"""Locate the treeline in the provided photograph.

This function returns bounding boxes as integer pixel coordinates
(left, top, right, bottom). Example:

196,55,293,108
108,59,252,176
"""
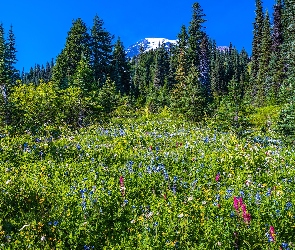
0,0,295,135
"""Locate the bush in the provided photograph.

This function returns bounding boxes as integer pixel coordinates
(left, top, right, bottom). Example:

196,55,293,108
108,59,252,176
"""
277,101,295,143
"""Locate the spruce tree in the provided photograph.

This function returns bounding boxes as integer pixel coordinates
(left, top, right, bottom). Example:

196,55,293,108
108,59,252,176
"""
91,14,113,85
52,18,91,88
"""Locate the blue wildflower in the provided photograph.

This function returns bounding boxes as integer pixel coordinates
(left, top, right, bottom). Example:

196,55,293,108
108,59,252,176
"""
281,242,290,250
286,202,292,210
255,192,261,202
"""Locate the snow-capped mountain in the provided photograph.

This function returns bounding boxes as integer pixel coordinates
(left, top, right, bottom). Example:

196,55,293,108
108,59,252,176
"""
217,46,229,52
126,38,177,58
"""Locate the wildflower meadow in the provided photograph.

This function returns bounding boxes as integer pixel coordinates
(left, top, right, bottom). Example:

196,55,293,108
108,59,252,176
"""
0,113,294,249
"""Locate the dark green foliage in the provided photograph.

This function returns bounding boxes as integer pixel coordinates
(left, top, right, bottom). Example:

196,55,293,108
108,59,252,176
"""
152,43,169,88
73,54,95,93
171,65,207,121
250,0,264,99
22,60,54,85
257,10,272,104
131,50,155,103
91,14,113,85
52,18,91,88
281,0,295,98
187,2,206,67
199,34,211,97
96,77,121,117
268,0,284,102
5,26,19,86
277,101,295,142
0,24,7,126
111,37,131,94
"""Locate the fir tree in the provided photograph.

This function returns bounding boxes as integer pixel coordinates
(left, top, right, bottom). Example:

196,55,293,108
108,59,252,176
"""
187,2,206,68
5,26,18,86
73,54,95,93
91,14,113,85
153,43,169,88
52,18,91,88
282,0,295,90
250,0,264,99
171,64,206,121
257,10,272,104
199,34,211,97
111,37,131,94
0,24,6,125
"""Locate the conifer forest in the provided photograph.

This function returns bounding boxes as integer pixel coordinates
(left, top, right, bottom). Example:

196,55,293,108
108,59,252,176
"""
1,0,295,249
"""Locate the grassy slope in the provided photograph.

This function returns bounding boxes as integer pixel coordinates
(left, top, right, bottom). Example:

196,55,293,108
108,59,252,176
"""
0,110,294,249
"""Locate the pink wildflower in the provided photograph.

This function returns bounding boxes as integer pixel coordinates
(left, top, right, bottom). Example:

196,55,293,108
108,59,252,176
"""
215,173,220,182
243,212,251,223
233,197,240,211
119,176,124,187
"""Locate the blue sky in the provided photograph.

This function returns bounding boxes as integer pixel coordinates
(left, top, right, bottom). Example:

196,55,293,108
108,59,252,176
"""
0,0,274,71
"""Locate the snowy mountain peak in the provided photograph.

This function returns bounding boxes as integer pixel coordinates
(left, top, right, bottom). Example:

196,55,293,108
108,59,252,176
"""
126,38,177,58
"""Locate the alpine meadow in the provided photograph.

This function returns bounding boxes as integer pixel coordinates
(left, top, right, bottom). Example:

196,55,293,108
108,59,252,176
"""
1,0,295,249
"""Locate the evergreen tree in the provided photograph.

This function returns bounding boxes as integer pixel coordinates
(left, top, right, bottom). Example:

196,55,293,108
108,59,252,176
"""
187,2,206,68
175,25,189,83
52,18,91,88
153,43,169,88
171,65,206,121
73,54,95,93
199,34,211,97
5,26,18,86
257,10,272,104
0,24,6,125
250,0,264,99
268,0,284,101
177,25,189,52
282,0,295,91
91,14,113,85
111,37,131,94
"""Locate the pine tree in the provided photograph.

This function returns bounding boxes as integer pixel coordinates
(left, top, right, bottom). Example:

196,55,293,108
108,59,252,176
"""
111,37,131,94
91,14,113,85
52,18,91,88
